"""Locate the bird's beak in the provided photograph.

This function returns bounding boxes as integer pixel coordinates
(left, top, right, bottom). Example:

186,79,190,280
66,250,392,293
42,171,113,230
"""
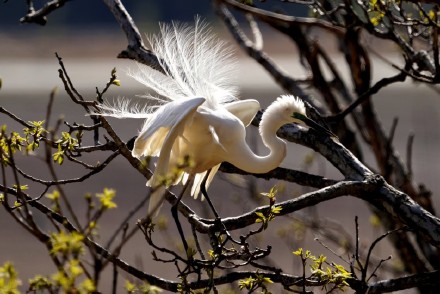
292,113,336,138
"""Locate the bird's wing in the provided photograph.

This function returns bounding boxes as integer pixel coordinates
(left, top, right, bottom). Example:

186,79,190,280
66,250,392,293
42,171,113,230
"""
134,97,205,186
224,99,260,126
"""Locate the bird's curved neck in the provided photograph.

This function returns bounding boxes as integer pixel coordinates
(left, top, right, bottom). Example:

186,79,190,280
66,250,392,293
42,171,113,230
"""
256,113,287,172
229,114,286,174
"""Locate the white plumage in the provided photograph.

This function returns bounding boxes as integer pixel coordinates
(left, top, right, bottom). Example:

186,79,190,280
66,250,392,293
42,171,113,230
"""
95,19,332,216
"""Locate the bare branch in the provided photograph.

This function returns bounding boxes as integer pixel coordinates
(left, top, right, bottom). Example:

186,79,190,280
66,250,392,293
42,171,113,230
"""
101,0,163,71
220,162,337,188
20,0,68,25
360,270,440,293
329,71,407,122
218,0,345,35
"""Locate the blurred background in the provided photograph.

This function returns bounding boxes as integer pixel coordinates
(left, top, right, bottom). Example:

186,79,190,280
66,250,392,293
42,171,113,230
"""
1,1,439,293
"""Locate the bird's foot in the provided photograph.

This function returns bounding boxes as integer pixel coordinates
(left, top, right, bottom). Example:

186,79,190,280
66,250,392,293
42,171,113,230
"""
212,217,241,246
213,217,224,232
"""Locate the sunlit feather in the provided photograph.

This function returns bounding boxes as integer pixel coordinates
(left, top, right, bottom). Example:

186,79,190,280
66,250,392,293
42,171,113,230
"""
129,17,238,108
94,19,332,217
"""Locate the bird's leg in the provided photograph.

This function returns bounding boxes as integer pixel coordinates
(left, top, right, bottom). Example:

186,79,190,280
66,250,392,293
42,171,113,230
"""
201,170,242,247
200,170,228,235
200,169,225,253
171,177,192,257
200,169,221,219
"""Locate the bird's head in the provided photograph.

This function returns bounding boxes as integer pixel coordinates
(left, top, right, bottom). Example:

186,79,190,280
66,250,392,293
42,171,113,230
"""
266,95,335,137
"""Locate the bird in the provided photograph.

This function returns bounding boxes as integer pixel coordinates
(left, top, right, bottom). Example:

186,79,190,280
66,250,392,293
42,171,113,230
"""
94,18,334,217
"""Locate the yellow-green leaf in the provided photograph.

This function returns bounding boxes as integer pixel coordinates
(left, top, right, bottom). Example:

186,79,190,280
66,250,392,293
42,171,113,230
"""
125,280,137,293
292,248,303,256
46,190,60,201
96,188,117,209
112,79,121,86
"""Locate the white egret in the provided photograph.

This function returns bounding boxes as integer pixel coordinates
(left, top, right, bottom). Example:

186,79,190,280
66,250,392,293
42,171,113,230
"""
95,19,334,217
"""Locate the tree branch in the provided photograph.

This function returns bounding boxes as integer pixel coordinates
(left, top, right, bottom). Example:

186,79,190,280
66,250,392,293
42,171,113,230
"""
218,0,345,35
101,0,163,72
20,0,68,25
356,269,440,293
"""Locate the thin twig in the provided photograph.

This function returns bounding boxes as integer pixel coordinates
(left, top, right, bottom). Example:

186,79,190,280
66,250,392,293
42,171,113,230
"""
218,0,345,35
329,72,407,122
406,133,415,178
363,226,410,282
44,87,57,130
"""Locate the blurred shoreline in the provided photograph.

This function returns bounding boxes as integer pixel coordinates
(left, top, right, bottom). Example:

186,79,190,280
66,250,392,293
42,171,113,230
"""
0,54,414,96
